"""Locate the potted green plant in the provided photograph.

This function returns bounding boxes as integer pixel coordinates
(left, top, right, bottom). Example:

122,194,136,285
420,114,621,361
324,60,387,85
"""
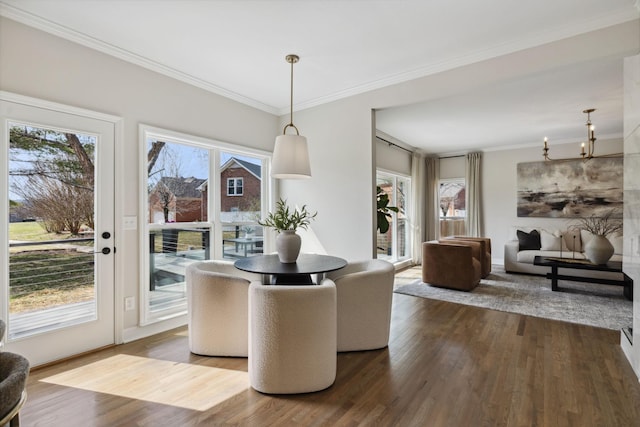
574,209,622,264
376,186,399,234
258,199,317,263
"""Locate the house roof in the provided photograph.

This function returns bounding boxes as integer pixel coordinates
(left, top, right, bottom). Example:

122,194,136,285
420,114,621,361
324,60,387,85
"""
220,157,261,180
158,177,207,198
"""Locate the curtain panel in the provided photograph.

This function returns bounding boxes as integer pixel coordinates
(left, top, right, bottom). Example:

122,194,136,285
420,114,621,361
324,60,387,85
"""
465,152,482,237
411,153,426,264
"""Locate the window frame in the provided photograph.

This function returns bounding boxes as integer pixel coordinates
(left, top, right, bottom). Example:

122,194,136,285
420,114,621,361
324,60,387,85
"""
438,177,466,238
227,177,244,196
139,124,272,326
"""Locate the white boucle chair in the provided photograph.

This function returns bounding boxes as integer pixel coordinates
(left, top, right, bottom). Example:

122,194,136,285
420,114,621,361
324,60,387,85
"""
186,260,261,357
249,279,337,394
327,259,395,352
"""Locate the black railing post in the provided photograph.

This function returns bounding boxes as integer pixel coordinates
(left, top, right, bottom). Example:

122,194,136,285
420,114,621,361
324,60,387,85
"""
150,232,156,291
202,229,210,260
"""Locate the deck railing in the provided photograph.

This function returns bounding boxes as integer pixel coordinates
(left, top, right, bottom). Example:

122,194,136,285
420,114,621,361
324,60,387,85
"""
8,238,96,339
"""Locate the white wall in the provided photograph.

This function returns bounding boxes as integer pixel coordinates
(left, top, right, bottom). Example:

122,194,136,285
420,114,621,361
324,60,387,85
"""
0,17,278,338
278,100,376,259
482,138,624,264
622,54,640,379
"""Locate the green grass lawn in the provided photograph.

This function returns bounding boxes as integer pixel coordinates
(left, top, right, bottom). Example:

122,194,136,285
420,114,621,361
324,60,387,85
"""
9,221,84,242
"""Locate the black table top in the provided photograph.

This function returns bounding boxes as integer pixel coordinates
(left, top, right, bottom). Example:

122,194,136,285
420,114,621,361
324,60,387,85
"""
234,254,347,275
533,255,622,272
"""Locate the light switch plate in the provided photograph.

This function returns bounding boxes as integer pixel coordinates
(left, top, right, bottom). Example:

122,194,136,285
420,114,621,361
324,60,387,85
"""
123,216,137,230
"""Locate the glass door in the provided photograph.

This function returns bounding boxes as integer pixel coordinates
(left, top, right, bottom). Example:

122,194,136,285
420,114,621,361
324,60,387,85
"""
1,98,115,366
376,171,411,263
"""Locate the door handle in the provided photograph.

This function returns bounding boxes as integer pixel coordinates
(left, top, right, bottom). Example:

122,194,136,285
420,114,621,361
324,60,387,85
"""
95,247,111,255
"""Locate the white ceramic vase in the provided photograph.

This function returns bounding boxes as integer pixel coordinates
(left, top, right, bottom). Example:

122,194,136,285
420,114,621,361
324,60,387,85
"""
276,230,301,263
584,234,614,265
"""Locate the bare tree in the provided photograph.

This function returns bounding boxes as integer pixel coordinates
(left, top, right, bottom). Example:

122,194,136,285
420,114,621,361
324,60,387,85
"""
148,144,186,222
15,167,93,235
10,125,165,233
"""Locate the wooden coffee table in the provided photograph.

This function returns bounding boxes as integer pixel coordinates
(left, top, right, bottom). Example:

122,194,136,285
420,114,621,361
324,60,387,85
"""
533,256,633,300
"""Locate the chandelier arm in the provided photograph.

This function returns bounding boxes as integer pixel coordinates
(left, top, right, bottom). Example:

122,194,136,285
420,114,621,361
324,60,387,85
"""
542,108,619,162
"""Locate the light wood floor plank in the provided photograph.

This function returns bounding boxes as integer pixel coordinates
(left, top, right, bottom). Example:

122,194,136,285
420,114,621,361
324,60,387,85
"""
21,292,640,426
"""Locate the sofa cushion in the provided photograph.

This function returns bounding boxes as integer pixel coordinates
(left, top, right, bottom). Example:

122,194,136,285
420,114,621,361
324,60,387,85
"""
517,229,541,251
540,230,569,251
517,250,587,263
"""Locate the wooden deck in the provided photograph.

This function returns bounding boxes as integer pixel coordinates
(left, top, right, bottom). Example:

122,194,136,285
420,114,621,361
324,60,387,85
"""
9,301,96,339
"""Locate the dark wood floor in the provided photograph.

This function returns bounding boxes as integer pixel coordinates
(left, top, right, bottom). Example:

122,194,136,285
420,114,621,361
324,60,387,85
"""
22,292,640,426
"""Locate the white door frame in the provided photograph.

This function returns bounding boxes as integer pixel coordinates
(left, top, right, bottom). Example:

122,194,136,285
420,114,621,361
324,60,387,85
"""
0,91,125,361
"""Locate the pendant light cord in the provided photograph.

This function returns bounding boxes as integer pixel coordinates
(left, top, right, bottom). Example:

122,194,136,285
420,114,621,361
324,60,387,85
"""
283,54,300,135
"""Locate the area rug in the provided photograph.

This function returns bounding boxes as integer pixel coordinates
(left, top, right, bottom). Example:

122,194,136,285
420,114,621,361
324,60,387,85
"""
394,266,632,330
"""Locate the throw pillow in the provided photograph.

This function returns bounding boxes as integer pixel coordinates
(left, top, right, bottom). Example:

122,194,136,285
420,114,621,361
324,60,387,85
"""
517,229,541,251
540,229,570,251
562,229,582,252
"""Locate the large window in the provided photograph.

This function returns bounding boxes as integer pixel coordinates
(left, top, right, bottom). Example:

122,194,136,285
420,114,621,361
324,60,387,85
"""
141,126,269,324
376,171,411,264
439,178,466,237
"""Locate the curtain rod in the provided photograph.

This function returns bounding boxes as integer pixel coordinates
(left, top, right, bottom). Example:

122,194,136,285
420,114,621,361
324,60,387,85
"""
439,154,465,159
376,136,414,154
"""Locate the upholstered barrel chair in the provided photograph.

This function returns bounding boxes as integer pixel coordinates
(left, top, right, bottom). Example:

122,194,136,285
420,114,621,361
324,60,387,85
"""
186,260,261,357
249,279,337,394
422,240,482,291
0,320,30,427
327,259,395,352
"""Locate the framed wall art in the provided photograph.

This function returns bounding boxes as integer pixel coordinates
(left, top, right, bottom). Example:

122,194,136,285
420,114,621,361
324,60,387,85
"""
516,157,623,218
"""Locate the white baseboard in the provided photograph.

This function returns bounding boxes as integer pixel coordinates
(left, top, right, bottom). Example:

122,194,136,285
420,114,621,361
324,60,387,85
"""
122,314,187,343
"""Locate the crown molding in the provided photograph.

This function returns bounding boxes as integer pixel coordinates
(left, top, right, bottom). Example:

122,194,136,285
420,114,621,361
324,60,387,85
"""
286,9,640,114
2,2,637,117
0,3,280,115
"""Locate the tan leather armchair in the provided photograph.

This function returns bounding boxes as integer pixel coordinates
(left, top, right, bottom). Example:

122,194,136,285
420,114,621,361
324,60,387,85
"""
444,236,492,278
422,240,482,291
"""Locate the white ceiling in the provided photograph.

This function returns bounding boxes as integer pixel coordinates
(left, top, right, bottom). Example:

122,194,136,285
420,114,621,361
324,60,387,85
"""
1,0,638,154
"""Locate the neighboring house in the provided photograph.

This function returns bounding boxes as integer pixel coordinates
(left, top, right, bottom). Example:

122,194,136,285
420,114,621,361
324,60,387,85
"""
148,177,207,223
217,157,261,222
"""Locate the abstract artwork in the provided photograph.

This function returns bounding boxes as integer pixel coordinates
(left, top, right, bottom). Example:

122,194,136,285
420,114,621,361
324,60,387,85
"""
517,157,623,218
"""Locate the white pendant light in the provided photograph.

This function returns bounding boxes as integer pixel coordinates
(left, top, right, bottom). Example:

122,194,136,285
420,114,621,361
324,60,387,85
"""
271,54,311,179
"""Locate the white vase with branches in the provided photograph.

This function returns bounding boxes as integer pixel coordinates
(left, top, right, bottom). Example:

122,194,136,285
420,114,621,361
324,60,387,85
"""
574,209,622,265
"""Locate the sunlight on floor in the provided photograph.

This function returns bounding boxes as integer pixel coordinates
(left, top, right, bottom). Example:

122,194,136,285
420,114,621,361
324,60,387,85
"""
41,354,249,411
